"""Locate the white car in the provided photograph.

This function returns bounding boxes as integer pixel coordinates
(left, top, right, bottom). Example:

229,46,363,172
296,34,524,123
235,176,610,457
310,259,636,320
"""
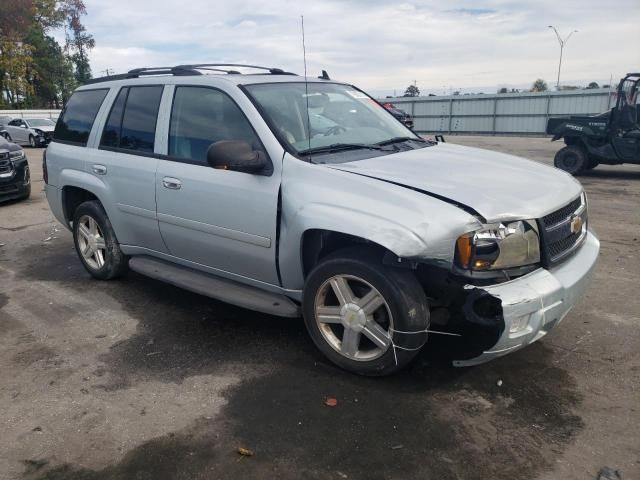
3,118,56,147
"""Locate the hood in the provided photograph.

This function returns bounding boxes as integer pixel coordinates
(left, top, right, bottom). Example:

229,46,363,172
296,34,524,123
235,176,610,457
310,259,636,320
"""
32,125,55,133
327,143,582,223
0,136,22,152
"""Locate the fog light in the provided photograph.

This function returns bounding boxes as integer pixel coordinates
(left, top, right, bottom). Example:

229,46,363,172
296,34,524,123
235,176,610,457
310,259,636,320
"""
509,314,530,333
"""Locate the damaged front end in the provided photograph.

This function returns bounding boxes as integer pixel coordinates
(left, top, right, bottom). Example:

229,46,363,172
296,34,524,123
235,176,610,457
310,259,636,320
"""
414,230,599,366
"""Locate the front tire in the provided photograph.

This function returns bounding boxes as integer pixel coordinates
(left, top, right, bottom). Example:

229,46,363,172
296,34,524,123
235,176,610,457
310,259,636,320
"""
29,135,36,148
72,201,128,280
303,248,429,376
554,145,587,175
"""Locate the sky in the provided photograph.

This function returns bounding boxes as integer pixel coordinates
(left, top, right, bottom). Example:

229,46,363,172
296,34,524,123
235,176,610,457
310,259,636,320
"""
66,0,639,97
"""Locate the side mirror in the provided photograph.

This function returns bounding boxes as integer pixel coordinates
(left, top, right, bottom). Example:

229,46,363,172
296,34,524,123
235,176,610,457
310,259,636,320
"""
206,140,267,174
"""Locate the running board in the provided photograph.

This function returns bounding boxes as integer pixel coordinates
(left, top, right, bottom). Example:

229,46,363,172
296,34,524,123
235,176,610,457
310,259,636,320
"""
129,256,301,317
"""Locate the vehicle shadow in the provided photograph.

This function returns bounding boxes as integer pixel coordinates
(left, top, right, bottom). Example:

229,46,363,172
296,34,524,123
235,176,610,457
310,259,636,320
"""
579,167,640,180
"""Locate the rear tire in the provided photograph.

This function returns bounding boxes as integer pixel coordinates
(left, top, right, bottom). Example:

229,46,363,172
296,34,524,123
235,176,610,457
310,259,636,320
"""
554,145,587,175
72,200,128,280
303,247,429,376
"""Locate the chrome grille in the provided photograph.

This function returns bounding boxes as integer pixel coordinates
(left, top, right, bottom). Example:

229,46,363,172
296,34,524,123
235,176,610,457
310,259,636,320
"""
542,196,582,228
540,195,587,265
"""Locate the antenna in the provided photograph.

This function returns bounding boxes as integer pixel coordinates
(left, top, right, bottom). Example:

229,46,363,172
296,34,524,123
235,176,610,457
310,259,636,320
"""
301,15,312,154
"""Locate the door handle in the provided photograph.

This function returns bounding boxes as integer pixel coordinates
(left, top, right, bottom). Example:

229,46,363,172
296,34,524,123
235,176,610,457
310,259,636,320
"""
162,177,182,190
92,164,107,175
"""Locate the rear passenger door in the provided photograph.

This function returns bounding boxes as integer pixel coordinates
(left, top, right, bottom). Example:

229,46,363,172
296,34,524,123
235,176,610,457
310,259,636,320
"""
155,85,281,286
91,85,168,253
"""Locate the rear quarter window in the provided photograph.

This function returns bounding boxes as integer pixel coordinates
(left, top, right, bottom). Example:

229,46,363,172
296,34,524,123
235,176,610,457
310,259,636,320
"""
54,89,109,146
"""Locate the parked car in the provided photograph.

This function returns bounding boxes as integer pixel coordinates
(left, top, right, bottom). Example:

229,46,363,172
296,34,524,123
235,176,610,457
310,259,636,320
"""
3,117,55,147
0,136,30,202
382,102,414,129
44,64,599,375
0,116,11,140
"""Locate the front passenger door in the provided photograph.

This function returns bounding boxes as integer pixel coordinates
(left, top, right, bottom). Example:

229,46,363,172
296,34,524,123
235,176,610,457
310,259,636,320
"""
155,86,281,286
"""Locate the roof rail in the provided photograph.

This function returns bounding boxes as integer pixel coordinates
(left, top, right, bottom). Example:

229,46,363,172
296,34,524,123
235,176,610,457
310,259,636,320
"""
83,63,296,85
174,64,296,75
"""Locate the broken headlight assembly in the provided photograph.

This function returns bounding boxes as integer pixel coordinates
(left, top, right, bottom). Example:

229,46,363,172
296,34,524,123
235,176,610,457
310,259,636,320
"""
455,220,540,274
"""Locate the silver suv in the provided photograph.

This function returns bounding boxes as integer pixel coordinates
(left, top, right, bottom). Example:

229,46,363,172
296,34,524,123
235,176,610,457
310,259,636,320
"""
44,64,599,375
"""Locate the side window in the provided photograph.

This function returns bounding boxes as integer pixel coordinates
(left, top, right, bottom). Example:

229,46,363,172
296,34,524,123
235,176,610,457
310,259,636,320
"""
53,89,109,145
168,86,261,164
100,86,163,153
100,87,128,149
9,119,21,126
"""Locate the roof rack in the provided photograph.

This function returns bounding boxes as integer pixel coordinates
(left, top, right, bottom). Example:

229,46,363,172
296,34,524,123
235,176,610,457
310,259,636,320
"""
84,63,296,85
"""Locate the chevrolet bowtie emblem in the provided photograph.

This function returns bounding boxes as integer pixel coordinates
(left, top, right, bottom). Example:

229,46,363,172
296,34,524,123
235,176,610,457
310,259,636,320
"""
570,215,583,234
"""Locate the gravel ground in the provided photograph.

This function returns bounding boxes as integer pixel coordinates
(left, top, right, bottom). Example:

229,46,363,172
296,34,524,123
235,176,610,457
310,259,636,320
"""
0,137,638,480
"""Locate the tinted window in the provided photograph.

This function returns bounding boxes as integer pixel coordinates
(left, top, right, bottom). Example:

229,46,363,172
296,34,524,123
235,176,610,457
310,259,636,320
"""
100,88,128,149
169,86,261,164
54,89,108,145
100,86,163,153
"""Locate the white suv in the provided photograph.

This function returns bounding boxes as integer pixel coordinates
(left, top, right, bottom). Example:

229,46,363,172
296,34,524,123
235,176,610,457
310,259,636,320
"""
44,64,599,375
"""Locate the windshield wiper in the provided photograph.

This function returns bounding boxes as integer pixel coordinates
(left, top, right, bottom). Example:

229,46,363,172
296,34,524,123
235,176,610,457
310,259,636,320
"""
298,143,385,156
375,136,428,146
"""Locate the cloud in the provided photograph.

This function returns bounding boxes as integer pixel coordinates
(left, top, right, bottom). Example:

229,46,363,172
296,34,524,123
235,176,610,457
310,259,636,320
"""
76,0,639,96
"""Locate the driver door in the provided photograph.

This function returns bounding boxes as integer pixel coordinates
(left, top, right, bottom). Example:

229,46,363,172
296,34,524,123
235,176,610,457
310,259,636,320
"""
155,85,281,285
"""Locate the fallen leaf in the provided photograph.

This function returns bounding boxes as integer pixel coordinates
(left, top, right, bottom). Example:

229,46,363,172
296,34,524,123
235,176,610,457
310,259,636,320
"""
237,447,254,457
325,397,338,407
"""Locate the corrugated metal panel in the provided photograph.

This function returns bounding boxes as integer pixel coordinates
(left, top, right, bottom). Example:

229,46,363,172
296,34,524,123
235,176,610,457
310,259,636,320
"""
495,116,547,133
414,117,448,132
496,97,547,115
413,100,450,116
450,116,493,132
0,109,60,121
452,99,494,116
383,89,612,134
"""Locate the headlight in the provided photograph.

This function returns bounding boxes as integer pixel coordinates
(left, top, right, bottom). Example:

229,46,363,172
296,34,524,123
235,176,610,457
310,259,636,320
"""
456,220,540,271
34,129,43,135
9,150,25,161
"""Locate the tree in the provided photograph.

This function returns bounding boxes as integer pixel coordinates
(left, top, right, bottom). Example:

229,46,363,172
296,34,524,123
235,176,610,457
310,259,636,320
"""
403,84,420,97
586,82,599,89
0,0,93,108
497,87,508,94
531,79,548,92
61,0,95,83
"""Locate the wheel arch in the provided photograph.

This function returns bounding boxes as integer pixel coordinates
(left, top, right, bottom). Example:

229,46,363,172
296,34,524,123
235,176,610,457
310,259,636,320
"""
278,203,432,291
59,170,117,229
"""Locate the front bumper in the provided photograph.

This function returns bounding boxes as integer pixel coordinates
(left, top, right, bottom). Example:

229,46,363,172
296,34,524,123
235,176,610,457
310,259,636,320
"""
454,230,600,366
0,160,30,202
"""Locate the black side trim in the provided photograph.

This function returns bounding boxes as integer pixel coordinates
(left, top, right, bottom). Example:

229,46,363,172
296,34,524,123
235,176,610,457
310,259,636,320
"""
275,184,283,286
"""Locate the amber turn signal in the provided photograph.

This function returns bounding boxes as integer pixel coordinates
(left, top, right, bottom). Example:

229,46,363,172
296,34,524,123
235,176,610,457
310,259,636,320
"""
456,235,472,268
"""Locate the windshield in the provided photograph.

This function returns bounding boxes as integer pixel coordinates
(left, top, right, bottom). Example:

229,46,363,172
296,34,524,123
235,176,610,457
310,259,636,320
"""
27,119,55,127
244,82,421,157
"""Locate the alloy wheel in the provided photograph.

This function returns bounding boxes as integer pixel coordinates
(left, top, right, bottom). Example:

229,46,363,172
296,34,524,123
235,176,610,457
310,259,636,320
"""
314,274,393,361
76,215,107,270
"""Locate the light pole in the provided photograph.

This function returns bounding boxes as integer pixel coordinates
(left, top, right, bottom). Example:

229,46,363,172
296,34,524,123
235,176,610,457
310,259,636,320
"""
548,26,578,90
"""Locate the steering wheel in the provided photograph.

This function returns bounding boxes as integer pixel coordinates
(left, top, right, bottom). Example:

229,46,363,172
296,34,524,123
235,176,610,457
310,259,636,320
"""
324,125,347,136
